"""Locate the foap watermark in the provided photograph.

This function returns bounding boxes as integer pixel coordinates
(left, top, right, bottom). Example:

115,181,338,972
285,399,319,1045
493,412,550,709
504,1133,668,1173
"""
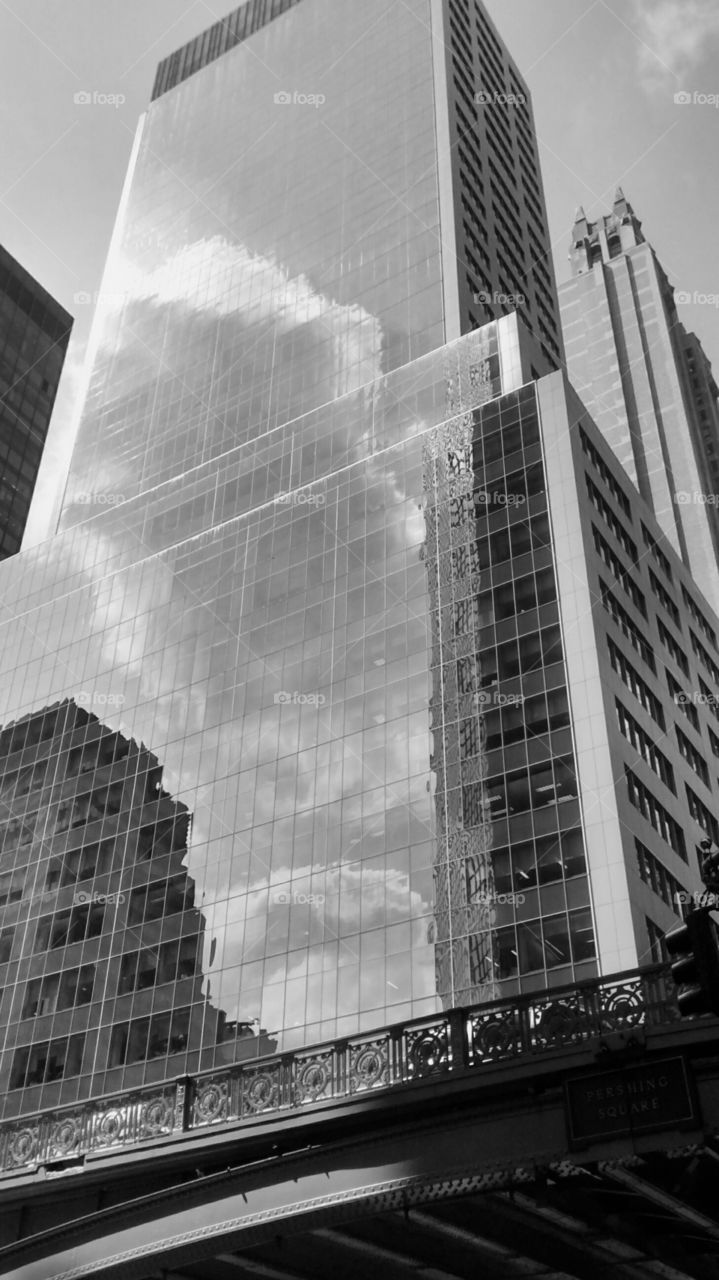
474,289,526,308
75,492,126,506
273,490,325,507
475,690,525,708
73,290,128,307
675,889,719,909
674,690,719,708
73,890,125,906
274,90,326,108
674,90,719,109
475,891,526,906
674,491,719,507
74,90,126,109
273,690,326,706
273,891,326,906
475,90,526,106
474,489,525,509
675,290,719,308
76,690,126,709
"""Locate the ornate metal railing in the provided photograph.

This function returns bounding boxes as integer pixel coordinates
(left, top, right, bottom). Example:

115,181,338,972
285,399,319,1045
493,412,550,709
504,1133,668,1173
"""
0,965,681,1174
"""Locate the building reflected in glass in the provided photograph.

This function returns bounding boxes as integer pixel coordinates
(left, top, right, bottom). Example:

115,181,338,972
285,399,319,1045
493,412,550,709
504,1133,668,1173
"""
1,0,716,1125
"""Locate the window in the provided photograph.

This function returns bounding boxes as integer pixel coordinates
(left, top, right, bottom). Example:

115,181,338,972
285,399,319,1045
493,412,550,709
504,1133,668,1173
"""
586,476,637,560
493,908,595,978
609,640,665,729
108,1006,193,1068
625,768,686,860
681,586,716,648
34,902,105,952
9,1033,84,1090
667,670,700,731
616,700,675,791
128,874,194,926
699,677,719,724
676,728,710,786
657,619,690,676
118,936,199,994
0,866,26,906
636,840,688,918
472,754,578,824
600,580,655,670
690,631,719,686
649,570,681,629
686,785,719,844
580,427,633,517
646,917,667,963
593,528,645,615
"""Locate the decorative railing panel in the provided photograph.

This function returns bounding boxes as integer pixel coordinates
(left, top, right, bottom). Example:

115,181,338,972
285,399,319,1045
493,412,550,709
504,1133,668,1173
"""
0,965,686,1174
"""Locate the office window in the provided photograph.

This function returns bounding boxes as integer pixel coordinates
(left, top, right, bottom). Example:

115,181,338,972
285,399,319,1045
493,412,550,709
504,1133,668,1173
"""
593,528,645,615
599,580,655,671
625,768,686,860
686,785,719,844
657,619,689,677
608,640,665,729
676,728,710,787
636,839,687,918
667,670,700,731
649,569,681,630
616,700,675,792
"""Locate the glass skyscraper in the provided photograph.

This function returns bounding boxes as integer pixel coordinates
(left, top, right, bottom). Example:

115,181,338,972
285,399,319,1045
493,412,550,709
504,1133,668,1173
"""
3,0,715,1132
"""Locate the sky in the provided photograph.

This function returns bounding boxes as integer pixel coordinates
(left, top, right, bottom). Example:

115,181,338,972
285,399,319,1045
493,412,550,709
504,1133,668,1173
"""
1,0,718,544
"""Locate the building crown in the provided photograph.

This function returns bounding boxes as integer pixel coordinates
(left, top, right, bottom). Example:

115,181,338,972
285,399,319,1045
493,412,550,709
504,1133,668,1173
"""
569,188,645,275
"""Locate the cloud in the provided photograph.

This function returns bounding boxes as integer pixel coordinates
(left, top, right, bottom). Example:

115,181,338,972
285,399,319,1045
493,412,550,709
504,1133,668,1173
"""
630,0,719,85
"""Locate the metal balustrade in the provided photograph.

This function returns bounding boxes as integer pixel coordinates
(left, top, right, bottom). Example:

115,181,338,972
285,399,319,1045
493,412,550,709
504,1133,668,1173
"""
0,964,680,1174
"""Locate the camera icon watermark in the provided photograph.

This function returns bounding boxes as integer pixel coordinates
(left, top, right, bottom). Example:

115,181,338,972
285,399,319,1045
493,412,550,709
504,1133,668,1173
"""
273,690,326,706
73,90,126,109
76,690,126,709
73,890,125,906
674,690,719,707
475,90,526,106
474,289,526,308
674,491,719,507
675,290,719,308
273,890,326,906
273,90,326,108
475,690,525,709
675,889,719,908
674,90,719,108
75,492,126,506
72,290,128,307
475,891,526,906
474,489,525,509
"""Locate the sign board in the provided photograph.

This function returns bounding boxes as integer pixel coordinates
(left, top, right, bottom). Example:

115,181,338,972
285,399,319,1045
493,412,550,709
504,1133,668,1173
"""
564,1056,698,1148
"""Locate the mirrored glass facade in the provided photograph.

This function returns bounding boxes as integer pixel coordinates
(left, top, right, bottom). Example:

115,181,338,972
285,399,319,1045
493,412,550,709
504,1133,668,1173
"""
60,0,447,520
0,0,591,1122
0,319,601,1119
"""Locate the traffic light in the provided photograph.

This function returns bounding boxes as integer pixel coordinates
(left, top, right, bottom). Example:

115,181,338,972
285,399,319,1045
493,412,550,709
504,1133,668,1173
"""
664,911,719,1016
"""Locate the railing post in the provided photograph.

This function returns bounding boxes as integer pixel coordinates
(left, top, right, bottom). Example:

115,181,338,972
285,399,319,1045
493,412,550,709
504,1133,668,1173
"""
448,1007,469,1071
173,1075,192,1132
